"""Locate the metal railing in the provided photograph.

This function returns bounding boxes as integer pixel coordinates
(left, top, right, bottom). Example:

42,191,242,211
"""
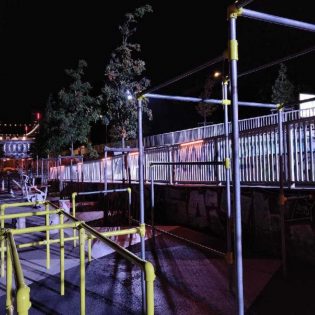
46,107,315,187
0,201,156,315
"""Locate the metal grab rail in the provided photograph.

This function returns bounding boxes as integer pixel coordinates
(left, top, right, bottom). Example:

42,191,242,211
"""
5,231,31,315
71,188,132,246
0,201,156,315
56,204,155,315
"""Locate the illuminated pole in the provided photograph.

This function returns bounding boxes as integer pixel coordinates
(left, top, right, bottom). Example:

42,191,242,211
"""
228,6,244,315
137,97,146,313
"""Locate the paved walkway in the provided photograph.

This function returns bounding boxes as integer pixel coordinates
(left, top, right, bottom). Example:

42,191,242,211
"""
0,201,283,315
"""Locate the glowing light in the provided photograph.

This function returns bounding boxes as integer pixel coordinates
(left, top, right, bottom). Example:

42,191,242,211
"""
126,90,133,101
180,140,203,147
213,71,221,78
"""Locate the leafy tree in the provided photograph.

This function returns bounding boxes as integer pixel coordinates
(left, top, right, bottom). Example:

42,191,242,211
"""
33,60,100,158
31,94,62,157
271,63,295,105
195,75,217,126
102,5,153,146
57,59,100,156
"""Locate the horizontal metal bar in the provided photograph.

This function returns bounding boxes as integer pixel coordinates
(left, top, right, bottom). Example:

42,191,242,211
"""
1,201,46,210
56,208,148,269
11,222,80,235
238,101,277,109
0,210,59,220
77,188,130,196
150,162,224,166
145,93,222,104
145,93,277,108
104,146,138,153
242,9,315,32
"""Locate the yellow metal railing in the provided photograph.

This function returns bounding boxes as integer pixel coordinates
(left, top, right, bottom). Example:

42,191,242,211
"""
0,200,156,315
5,230,31,315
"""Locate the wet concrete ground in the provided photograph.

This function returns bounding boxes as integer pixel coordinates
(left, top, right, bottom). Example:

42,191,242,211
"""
0,197,314,314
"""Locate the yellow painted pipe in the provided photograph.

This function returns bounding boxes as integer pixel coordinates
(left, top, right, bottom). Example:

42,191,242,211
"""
11,222,80,235
0,210,58,220
72,193,77,247
60,213,65,296
145,261,156,315
79,227,86,315
45,204,50,269
7,232,31,314
16,285,31,315
6,238,13,315
1,205,5,277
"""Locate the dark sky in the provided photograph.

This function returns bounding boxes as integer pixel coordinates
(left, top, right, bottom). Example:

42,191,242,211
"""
1,0,315,136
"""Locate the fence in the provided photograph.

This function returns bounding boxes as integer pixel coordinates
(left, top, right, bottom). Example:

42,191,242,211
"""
47,107,315,187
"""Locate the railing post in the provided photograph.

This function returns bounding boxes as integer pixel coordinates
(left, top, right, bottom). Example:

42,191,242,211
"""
168,147,173,185
278,109,287,277
79,227,86,315
16,285,31,315
59,212,65,295
6,238,13,315
72,192,77,247
144,262,156,315
45,203,50,269
1,205,5,277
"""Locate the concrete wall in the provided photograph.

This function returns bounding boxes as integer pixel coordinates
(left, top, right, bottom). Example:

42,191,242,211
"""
61,181,315,264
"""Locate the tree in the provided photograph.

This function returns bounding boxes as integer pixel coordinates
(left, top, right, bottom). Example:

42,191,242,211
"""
31,94,62,157
32,60,100,158
57,59,100,156
195,75,217,126
271,63,295,105
102,5,153,146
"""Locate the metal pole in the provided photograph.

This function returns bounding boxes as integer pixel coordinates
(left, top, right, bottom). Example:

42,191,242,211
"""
150,167,155,235
278,110,287,277
80,227,86,315
138,98,146,314
223,80,233,292
145,93,277,109
45,203,51,269
6,238,13,314
60,213,65,296
242,9,315,32
229,10,245,315
104,150,108,191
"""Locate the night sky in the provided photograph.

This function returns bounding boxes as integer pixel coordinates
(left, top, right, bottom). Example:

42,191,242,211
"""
1,0,315,137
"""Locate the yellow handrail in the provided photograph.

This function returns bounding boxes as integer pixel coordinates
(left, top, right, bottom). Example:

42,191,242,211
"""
0,200,156,315
6,231,31,315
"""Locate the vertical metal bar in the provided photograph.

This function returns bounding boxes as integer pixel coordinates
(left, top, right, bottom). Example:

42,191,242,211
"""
168,147,173,184
310,123,314,181
299,123,303,182
72,193,77,248
6,238,13,314
60,213,65,295
45,203,50,269
229,15,244,315
80,227,86,315
278,110,287,277
304,122,309,182
150,167,155,230
223,80,233,292
137,98,146,314
88,236,92,263
104,150,108,191
1,206,5,278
